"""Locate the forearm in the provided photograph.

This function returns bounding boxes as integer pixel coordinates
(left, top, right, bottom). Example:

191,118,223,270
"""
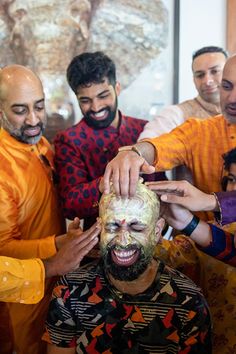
133,141,156,166
197,224,236,267
0,236,57,259
189,220,212,247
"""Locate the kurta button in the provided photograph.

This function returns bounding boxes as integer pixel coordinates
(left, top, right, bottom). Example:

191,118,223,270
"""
230,136,235,139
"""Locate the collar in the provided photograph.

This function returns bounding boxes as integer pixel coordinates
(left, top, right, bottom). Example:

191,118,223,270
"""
99,258,165,302
0,127,48,155
195,95,221,116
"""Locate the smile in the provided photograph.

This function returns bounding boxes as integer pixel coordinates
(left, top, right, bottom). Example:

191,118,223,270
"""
90,109,108,120
226,108,236,116
111,247,140,266
24,126,41,137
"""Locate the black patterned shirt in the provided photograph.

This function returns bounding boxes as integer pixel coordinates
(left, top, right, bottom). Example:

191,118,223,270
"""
44,260,212,353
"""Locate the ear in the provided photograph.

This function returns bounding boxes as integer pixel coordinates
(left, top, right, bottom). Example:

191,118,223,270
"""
154,218,165,244
114,81,121,96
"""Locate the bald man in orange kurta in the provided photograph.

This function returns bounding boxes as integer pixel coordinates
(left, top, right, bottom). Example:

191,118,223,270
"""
0,65,65,354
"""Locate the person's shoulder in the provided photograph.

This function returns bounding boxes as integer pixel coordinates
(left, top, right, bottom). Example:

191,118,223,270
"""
178,97,196,107
184,114,223,127
160,263,204,300
123,114,147,126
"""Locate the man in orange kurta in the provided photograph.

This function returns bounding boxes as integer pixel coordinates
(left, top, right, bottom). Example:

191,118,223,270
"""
103,54,236,221
0,65,66,354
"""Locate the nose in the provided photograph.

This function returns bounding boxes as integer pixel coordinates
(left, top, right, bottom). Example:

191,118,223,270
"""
117,230,131,247
204,72,214,86
25,110,40,126
227,181,236,191
90,99,102,112
227,183,236,191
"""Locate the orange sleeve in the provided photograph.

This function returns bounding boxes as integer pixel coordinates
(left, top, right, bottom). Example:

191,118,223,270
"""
0,256,45,304
0,183,57,259
143,118,199,171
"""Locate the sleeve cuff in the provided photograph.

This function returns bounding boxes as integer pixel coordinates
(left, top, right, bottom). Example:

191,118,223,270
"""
212,192,222,225
38,235,57,259
20,258,45,304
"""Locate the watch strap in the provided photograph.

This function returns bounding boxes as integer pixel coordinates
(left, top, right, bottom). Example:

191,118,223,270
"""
181,215,200,236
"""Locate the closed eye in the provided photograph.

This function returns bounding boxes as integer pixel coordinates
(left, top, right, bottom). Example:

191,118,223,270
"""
105,223,120,232
35,105,45,111
130,222,146,232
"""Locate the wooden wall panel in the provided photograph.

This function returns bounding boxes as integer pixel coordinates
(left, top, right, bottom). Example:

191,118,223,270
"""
227,0,236,54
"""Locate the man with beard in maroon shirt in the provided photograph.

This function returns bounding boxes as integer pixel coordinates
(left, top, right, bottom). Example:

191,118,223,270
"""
54,51,165,232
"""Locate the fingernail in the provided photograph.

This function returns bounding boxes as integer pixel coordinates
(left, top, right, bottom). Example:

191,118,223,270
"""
161,195,167,201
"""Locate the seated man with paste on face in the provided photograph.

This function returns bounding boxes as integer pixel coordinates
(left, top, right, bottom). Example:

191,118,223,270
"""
44,180,211,354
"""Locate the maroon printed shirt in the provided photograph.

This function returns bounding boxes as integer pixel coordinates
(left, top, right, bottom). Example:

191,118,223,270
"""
54,111,166,229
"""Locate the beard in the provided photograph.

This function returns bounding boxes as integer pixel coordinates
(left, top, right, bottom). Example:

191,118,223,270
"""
83,96,118,129
101,243,154,281
1,112,45,144
222,103,236,125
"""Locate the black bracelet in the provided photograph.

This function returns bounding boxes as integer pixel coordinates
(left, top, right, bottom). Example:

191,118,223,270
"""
181,215,200,236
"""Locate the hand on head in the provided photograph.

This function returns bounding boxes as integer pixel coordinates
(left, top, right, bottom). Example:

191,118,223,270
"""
103,149,155,197
146,180,218,212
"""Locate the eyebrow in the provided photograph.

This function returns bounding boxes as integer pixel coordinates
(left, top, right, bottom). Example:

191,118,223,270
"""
194,65,221,75
78,89,111,100
11,98,45,108
221,79,232,84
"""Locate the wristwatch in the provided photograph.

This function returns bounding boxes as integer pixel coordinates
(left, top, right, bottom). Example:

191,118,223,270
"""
118,145,143,158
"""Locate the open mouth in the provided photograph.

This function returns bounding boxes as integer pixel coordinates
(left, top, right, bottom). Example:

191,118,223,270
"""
90,109,109,121
225,105,236,116
111,247,140,266
24,126,41,137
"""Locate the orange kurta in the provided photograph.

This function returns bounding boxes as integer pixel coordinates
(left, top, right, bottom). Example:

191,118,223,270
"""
0,128,65,354
145,114,236,220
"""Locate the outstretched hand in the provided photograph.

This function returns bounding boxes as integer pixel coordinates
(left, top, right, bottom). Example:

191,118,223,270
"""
146,180,218,212
44,218,101,277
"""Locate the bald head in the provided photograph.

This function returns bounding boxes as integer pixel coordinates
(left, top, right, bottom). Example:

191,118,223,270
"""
0,65,43,103
0,65,46,144
220,54,236,124
222,54,236,74
99,180,160,226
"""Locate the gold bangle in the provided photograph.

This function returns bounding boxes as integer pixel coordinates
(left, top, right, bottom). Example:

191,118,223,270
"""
118,145,143,158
